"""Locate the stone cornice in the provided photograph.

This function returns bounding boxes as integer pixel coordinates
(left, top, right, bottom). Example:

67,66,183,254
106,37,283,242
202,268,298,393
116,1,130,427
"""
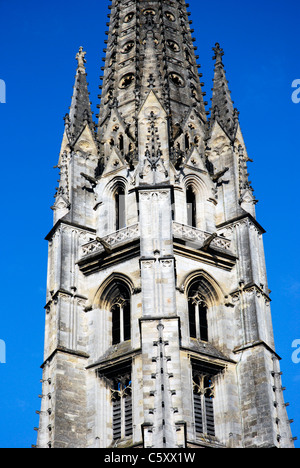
217,212,266,234
45,218,96,241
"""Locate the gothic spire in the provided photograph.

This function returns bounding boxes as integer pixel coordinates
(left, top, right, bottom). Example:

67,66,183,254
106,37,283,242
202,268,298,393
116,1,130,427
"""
210,43,239,140
97,0,207,160
65,47,94,143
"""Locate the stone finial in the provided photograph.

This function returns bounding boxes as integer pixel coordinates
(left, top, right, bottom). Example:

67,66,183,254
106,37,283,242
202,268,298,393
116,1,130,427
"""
212,43,224,64
76,46,87,73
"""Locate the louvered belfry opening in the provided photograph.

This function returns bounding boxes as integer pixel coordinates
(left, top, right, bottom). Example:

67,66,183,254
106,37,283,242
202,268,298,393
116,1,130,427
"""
97,360,133,443
193,374,215,437
191,361,223,439
112,374,133,441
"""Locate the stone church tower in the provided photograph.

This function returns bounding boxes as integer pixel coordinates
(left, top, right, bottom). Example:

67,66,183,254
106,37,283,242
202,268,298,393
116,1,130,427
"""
37,0,294,449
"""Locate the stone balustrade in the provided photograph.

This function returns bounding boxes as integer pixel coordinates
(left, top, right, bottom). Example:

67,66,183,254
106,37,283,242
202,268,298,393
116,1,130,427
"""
80,223,140,257
172,222,231,251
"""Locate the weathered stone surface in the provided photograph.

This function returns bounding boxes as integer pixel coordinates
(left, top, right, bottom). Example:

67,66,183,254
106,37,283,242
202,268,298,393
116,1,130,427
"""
37,0,294,449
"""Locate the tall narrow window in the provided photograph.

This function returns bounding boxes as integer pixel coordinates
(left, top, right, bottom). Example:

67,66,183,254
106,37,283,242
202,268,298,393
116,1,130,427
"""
123,300,131,342
185,133,190,150
115,186,126,231
112,305,121,345
111,374,133,441
186,185,197,227
111,286,131,345
188,283,208,342
118,134,124,153
193,371,215,437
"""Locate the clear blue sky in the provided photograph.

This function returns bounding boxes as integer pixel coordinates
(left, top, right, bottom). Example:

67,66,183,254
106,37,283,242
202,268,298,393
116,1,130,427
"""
0,0,299,448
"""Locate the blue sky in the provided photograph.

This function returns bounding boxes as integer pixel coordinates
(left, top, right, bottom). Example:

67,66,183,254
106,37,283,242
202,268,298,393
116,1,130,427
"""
0,0,299,448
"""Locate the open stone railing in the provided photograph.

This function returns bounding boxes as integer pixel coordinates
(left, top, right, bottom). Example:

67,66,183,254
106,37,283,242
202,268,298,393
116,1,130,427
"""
80,223,140,257
172,222,231,251
80,221,231,259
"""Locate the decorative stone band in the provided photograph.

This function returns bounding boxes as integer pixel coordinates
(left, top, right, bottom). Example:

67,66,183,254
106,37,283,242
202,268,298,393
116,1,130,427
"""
230,282,271,306
80,222,231,259
80,223,140,258
172,222,231,251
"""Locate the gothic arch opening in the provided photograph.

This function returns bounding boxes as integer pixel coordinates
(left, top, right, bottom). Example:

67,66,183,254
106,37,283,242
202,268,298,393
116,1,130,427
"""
115,185,126,231
110,283,131,345
182,271,223,345
187,281,208,341
95,273,134,310
183,175,208,230
95,274,134,346
92,274,135,444
186,184,197,228
182,270,223,308
105,177,127,232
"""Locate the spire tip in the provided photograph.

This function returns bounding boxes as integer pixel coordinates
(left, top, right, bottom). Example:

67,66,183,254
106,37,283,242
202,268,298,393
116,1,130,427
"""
212,43,224,63
76,46,87,73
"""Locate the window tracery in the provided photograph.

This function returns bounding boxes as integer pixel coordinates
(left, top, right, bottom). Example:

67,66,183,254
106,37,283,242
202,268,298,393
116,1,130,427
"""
111,374,133,440
111,284,131,345
192,371,215,437
187,281,209,342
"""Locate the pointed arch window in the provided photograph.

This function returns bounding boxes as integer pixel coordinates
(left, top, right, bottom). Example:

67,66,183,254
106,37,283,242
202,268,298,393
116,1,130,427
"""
186,185,197,228
115,185,126,231
111,284,131,345
188,282,208,342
